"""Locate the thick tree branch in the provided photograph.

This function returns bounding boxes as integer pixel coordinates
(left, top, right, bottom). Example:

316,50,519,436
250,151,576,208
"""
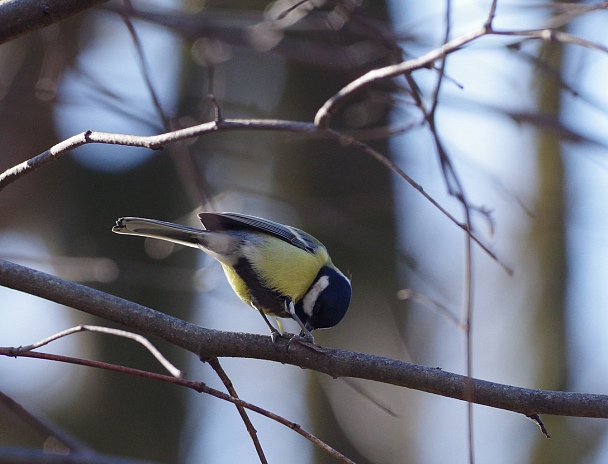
1,258,608,420
0,0,108,45
0,447,159,464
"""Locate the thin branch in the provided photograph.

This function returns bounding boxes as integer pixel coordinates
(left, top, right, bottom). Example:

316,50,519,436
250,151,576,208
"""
0,120,506,270
121,0,170,129
2,259,608,420
9,325,182,379
314,23,608,130
429,0,451,119
209,94,223,122
492,28,608,55
314,27,488,128
429,3,475,462
0,390,92,453
484,0,499,29
119,2,212,207
207,358,268,464
328,130,509,271
0,131,93,191
1,348,354,464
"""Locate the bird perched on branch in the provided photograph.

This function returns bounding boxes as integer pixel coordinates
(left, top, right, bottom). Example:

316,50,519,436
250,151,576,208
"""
112,212,351,343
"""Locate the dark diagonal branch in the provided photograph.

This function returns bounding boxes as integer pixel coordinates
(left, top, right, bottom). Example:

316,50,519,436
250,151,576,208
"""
0,0,109,45
1,349,354,464
2,259,608,420
0,390,92,454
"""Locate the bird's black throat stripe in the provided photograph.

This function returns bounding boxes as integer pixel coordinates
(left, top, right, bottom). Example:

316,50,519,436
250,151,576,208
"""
232,257,290,317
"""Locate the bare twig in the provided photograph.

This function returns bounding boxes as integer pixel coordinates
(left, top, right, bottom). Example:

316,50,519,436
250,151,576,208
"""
207,358,268,464
121,0,170,129
484,0,499,30
8,324,182,378
313,19,608,130
429,0,451,119
314,27,488,128
425,3,475,462
209,94,223,122
0,120,506,270
492,28,608,55
1,348,354,464
329,131,509,271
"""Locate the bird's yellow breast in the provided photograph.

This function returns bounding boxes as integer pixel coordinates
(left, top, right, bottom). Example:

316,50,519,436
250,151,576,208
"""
219,235,329,313
220,263,254,306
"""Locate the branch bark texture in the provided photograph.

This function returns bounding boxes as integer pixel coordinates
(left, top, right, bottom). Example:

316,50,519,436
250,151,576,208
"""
1,259,607,420
0,0,108,45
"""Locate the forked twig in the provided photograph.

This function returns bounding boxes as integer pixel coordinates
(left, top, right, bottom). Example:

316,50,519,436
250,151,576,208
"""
0,120,508,271
121,0,170,129
8,325,182,379
1,348,355,464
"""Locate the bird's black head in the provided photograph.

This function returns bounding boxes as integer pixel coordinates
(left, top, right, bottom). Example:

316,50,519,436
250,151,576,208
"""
295,266,351,332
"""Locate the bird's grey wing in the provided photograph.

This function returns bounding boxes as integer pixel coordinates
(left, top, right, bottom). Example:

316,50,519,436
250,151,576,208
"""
198,212,317,253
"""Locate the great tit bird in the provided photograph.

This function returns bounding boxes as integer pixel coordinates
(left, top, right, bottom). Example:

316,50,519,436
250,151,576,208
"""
112,212,351,342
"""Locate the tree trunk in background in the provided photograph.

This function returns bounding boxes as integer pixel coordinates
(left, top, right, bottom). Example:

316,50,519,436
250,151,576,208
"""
529,13,602,464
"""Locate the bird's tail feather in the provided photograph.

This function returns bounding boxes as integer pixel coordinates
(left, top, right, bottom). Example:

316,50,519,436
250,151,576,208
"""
112,217,204,249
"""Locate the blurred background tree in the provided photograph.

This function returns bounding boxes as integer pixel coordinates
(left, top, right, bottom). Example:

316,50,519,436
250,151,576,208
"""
2,1,608,463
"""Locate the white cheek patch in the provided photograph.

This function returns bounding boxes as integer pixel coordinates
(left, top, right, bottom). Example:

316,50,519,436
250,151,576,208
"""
302,275,330,317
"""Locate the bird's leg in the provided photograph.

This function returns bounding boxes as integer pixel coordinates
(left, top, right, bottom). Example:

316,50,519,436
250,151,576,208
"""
252,304,282,343
285,299,314,343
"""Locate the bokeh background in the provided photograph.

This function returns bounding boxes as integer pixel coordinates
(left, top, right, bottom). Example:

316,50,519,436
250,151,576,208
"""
2,1,608,463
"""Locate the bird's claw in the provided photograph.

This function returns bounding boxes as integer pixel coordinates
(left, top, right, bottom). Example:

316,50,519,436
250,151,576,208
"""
286,333,326,353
